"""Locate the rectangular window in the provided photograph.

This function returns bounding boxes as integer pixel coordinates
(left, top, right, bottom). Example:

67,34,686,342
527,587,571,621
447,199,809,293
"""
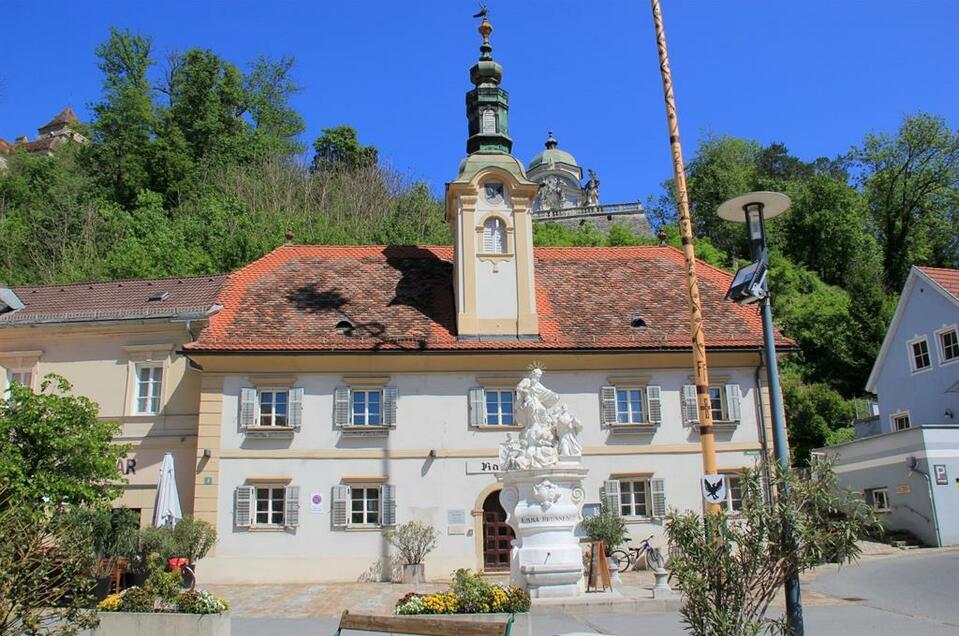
620,479,649,518
254,486,286,526
866,487,890,512
351,389,382,426
134,364,162,415
939,328,959,363
893,413,911,431
350,486,380,525
615,388,645,424
708,386,726,421
726,474,743,513
259,390,289,427
6,370,32,388
485,390,514,426
910,337,931,372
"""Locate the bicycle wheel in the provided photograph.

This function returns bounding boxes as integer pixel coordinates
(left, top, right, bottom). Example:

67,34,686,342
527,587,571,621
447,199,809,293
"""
608,549,632,573
645,547,666,572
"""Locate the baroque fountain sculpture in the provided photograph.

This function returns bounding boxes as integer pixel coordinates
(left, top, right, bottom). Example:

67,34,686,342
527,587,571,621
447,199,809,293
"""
497,367,589,599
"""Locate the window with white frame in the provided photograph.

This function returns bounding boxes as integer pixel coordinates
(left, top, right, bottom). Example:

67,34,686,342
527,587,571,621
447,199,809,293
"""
616,388,645,425
909,336,931,372
333,385,398,429
682,383,742,424
5,369,32,390
239,387,303,429
865,487,890,512
482,217,507,254
352,389,382,426
233,483,300,529
620,479,649,517
350,486,380,525
892,412,911,431
485,390,514,426
938,327,959,363
255,486,287,525
600,384,662,427
259,390,289,426
331,483,396,528
725,474,744,513
602,477,666,519
134,364,163,415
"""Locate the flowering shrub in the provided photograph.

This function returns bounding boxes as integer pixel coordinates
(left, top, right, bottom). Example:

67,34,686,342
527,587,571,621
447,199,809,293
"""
174,589,230,614
117,586,155,613
97,593,122,611
394,570,530,615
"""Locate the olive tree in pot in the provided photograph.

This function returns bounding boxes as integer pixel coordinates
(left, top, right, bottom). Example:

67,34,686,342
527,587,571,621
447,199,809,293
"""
76,507,139,599
171,516,217,588
384,521,438,584
580,504,628,577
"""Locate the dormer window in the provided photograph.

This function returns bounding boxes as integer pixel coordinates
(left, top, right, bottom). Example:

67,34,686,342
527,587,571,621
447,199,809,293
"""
482,217,507,254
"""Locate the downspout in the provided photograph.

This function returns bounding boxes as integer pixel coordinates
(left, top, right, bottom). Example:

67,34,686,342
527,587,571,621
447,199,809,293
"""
755,357,773,501
908,456,942,547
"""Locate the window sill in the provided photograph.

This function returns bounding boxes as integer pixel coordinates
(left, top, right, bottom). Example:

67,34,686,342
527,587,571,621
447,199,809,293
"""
689,421,739,432
473,424,524,431
910,367,932,376
242,426,296,438
343,525,386,532
339,426,394,437
623,517,662,524
247,526,292,532
608,423,658,434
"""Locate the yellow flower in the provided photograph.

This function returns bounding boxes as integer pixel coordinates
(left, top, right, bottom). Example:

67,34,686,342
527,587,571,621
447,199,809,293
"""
97,594,122,611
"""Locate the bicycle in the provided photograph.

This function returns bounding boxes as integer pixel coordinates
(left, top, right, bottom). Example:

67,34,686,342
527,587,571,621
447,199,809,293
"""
608,535,666,573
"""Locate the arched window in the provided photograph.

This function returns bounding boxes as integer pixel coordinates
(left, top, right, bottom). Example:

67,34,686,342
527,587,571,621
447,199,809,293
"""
482,217,507,254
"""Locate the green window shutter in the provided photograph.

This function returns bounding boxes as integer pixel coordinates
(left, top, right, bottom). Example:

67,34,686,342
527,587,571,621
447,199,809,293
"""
288,387,304,428
600,385,617,427
384,386,399,427
602,479,622,514
725,384,742,421
650,479,666,518
468,386,486,426
682,384,699,424
646,385,662,425
234,485,254,528
239,387,257,428
332,485,350,528
333,386,351,428
381,484,396,526
284,485,300,528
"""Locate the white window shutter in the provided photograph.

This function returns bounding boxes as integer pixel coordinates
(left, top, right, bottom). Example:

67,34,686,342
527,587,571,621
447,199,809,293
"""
602,479,622,514
650,479,666,518
333,386,351,428
600,385,617,427
468,387,486,426
381,484,396,526
646,385,662,425
284,485,300,528
682,385,699,424
725,384,742,421
383,386,399,427
234,485,254,528
239,388,257,428
332,485,350,528
288,387,304,428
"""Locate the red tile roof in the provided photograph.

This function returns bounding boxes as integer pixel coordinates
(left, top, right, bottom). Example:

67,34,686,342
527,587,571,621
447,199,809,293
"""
919,266,959,302
38,107,79,131
187,245,791,353
1,274,228,326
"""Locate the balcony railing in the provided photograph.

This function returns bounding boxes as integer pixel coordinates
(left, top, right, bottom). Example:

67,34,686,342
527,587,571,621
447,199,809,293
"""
532,201,645,222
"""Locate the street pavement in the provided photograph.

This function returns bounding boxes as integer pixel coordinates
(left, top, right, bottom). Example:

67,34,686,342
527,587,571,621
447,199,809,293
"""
231,549,959,635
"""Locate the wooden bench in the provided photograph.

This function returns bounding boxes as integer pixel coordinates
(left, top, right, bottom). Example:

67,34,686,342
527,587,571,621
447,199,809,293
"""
333,610,514,636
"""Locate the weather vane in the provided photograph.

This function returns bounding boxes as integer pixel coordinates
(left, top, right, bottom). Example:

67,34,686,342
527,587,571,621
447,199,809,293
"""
473,4,488,19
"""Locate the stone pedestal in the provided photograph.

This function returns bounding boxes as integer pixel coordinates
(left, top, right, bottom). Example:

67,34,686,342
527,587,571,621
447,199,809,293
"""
652,570,672,599
498,462,588,599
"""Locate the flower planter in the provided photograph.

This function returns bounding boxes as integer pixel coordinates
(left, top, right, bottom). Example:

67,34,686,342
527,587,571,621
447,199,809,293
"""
93,612,230,636
402,613,530,636
401,563,425,584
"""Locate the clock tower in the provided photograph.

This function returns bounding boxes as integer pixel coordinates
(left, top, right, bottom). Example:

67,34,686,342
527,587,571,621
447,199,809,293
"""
445,15,540,339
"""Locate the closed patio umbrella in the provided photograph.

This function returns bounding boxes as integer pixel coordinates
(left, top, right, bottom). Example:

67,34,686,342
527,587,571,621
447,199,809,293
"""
154,452,182,527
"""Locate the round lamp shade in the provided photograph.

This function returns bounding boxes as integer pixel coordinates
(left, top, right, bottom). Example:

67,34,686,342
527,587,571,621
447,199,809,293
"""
717,191,791,223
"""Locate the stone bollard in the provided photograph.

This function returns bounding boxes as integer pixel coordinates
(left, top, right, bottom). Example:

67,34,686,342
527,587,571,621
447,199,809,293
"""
652,569,672,599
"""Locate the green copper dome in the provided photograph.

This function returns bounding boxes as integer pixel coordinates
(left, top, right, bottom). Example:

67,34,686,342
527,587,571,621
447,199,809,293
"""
528,132,578,170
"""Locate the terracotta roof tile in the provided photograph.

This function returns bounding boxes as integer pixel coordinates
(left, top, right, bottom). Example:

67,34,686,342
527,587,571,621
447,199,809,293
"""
919,266,959,302
188,245,791,352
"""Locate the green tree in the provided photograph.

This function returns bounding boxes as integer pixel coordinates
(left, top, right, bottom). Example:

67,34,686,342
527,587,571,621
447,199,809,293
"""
0,376,127,507
782,371,855,465
311,125,378,172
245,55,306,157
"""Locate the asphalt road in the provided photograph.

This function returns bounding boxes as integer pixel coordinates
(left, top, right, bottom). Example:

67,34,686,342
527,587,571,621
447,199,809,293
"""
233,550,959,636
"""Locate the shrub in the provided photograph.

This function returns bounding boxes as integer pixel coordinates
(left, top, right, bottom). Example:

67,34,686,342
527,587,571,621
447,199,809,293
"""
504,585,531,613
117,587,154,613
580,504,627,556
142,553,181,602
130,527,177,572
174,590,229,614
384,521,438,565
394,570,530,615
450,569,494,613
171,516,217,563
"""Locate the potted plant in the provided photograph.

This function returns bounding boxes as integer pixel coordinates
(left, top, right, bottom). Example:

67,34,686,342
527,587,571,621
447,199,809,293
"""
384,521,438,584
580,504,628,576
80,507,140,599
126,525,177,588
171,516,217,588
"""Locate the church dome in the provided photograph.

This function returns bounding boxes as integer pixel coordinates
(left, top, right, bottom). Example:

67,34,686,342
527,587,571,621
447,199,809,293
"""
528,132,578,171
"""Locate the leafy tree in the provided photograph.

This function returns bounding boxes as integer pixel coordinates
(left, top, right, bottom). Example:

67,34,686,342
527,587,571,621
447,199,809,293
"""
245,55,305,157
782,371,855,465
311,125,378,172
0,376,127,507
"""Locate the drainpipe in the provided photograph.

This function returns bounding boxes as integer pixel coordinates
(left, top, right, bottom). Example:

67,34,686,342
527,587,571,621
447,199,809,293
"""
908,456,942,547
755,359,773,501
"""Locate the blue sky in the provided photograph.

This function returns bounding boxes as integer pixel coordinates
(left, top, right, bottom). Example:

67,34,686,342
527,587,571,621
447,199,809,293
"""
1,1,956,205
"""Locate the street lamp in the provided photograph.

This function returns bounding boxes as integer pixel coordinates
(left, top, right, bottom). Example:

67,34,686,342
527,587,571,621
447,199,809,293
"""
718,191,804,636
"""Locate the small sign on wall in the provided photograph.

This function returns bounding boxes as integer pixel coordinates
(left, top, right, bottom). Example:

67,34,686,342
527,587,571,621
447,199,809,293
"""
934,464,948,485
465,460,501,475
310,492,324,514
447,508,467,535
895,485,911,495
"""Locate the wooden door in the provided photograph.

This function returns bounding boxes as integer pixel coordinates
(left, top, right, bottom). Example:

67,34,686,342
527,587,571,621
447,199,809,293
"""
482,492,514,572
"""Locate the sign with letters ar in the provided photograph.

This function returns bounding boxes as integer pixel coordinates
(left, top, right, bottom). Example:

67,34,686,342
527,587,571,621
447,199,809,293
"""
701,474,727,504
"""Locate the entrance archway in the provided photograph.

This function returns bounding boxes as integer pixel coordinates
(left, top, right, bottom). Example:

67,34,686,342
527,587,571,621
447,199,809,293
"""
481,491,514,572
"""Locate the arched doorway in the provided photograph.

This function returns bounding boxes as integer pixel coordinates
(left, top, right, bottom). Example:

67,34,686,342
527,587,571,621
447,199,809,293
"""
482,491,514,572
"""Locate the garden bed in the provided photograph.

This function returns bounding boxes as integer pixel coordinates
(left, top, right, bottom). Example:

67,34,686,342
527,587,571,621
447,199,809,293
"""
92,611,230,636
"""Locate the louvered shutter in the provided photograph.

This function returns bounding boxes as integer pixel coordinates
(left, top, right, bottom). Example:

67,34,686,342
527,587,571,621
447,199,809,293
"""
331,485,350,527
650,479,666,518
333,386,351,428
381,484,396,526
725,384,742,421
284,485,300,528
468,387,486,426
602,479,622,514
682,385,699,424
383,386,398,427
234,485,254,528
288,387,304,428
239,388,257,428
600,385,617,427
646,385,662,425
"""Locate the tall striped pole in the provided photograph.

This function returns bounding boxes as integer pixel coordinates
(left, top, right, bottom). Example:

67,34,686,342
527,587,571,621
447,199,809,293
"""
649,0,721,515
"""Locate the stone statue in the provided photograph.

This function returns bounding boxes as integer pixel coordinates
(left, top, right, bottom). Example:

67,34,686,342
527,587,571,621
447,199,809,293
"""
583,169,600,207
499,367,582,470
539,177,565,212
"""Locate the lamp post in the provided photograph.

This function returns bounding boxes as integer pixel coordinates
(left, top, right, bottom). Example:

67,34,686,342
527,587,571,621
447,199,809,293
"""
718,191,804,635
